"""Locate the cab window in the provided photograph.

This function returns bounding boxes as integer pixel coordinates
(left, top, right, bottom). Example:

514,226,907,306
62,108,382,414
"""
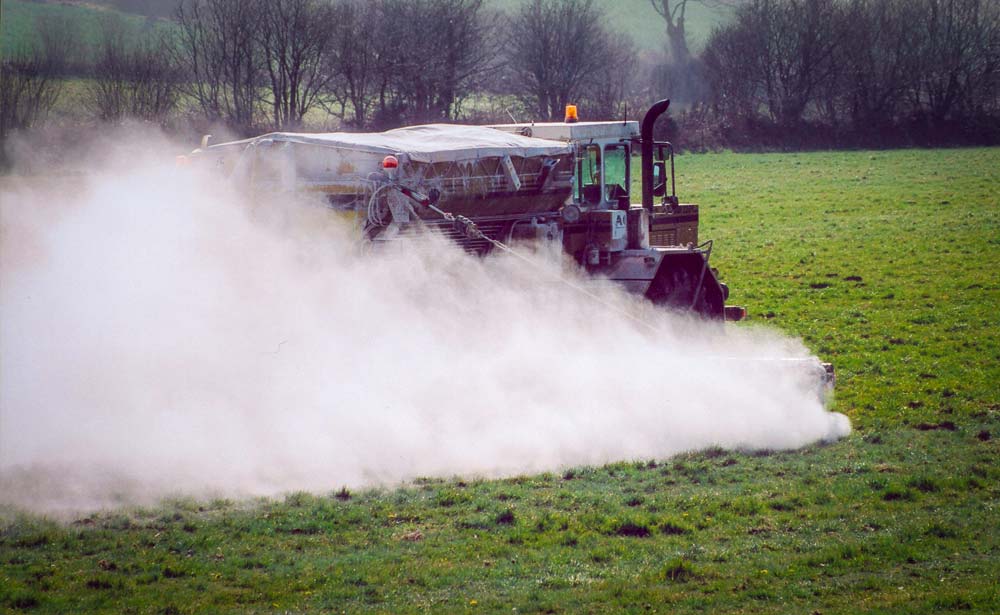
578,144,602,204
604,144,628,202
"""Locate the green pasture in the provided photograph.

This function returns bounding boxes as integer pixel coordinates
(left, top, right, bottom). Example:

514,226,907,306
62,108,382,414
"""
0,0,158,58
1,147,998,613
684,149,999,432
489,0,730,51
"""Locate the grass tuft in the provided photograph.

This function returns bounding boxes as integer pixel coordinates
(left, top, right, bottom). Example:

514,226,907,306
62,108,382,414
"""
6,593,41,609
435,489,471,507
930,595,974,611
660,558,698,582
495,509,516,526
613,520,651,538
882,486,917,502
907,475,941,493
925,522,960,539
658,519,691,535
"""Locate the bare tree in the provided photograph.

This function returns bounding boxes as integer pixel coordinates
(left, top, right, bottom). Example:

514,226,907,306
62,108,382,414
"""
702,17,761,121
379,0,494,125
88,16,181,122
174,0,263,133
696,0,1000,144
0,48,62,142
35,13,85,76
911,0,1000,123
836,0,921,127
649,1,745,64
765,0,844,123
257,0,335,130
581,35,639,119
704,0,844,125
649,0,694,65
0,13,77,145
324,1,392,129
508,0,614,120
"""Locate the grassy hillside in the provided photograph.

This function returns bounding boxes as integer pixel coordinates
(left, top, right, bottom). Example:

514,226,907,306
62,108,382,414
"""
491,0,731,52
603,0,733,51
1,0,732,59
0,0,159,58
1,147,997,613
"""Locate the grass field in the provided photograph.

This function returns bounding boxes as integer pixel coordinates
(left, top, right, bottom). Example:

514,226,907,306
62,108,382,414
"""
1,147,998,613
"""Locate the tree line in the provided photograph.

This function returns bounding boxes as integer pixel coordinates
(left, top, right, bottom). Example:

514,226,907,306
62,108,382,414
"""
2,0,640,142
683,0,1000,147
2,0,999,153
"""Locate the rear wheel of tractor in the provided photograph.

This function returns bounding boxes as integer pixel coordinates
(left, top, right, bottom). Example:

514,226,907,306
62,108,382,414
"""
647,266,695,309
647,259,724,320
695,282,724,319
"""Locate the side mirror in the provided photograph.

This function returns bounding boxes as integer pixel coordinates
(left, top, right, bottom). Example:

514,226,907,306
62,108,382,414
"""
652,161,667,197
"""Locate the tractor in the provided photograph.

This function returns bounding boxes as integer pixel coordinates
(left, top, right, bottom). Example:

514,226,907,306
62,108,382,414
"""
184,99,744,321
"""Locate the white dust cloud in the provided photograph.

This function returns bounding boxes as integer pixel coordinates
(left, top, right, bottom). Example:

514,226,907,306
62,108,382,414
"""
0,134,849,514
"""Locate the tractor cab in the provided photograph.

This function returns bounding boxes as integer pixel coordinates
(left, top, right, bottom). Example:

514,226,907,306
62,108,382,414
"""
491,106,730,319
490,116,697,250
491,120,638,212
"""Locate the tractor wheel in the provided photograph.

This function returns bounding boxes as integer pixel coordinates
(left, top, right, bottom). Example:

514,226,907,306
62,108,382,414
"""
646,254,725,319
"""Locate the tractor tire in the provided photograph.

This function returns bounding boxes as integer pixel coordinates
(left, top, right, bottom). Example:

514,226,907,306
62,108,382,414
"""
646,253,725,319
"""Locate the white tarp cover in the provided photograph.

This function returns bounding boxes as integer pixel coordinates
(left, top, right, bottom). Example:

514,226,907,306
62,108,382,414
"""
221,124,572,164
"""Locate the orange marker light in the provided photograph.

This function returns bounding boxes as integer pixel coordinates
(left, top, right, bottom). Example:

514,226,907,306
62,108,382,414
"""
564,104,579,123
382,155,399,169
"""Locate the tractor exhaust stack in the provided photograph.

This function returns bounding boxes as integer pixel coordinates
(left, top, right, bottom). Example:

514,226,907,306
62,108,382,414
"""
641,99,671,212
